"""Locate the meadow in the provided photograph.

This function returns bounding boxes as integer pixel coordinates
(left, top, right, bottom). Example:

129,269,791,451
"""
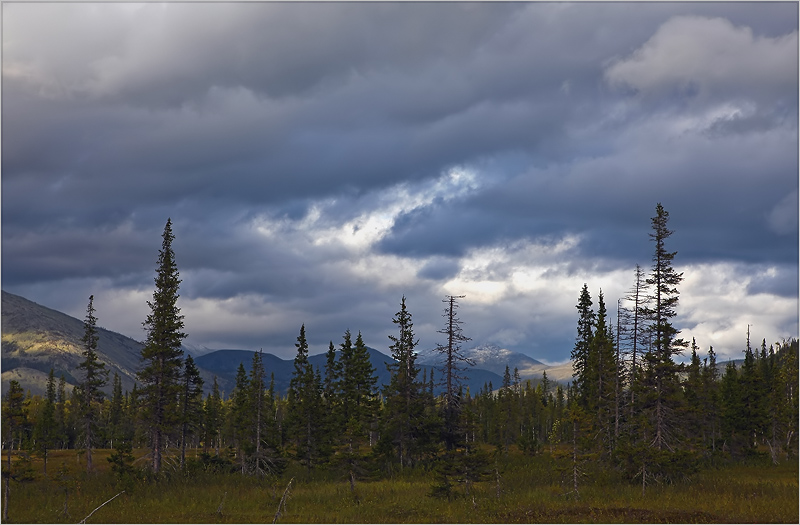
2,447,797,523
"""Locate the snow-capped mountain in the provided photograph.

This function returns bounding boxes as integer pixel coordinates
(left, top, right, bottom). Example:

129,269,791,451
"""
416,343,567,380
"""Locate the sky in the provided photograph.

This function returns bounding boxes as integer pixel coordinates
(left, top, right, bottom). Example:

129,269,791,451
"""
2,1,797,365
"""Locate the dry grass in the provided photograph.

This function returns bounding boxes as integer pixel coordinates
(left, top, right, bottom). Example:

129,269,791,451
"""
2,449,797,523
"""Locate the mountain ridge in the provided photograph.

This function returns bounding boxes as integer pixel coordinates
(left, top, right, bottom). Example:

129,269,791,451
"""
2,290,571,397
2,290,143,396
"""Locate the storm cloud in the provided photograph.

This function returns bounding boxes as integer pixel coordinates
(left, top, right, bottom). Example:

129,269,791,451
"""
2,2,797,363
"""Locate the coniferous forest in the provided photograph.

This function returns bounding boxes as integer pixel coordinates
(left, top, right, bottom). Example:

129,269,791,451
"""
2,205,798,523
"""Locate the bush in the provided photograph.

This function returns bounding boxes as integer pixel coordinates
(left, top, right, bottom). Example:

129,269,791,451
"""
186,451,238,474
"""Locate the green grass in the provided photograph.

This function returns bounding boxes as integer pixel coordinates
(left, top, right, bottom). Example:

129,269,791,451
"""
3,449,797,523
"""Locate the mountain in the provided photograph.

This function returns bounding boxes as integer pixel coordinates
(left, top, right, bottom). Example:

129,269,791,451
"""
1,290,551,398
195,349,295,396
2,290,144,396
195,346,505,396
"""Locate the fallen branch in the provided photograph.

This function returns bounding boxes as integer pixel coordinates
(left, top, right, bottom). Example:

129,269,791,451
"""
272,477,294,524
79,491,124,524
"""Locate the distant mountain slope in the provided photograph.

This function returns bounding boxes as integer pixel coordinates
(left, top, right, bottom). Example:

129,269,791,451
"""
418,343,553,375
2,290,143,396
1,290,550,398
195,349,294,396
416,343,577,385
196,346,505,396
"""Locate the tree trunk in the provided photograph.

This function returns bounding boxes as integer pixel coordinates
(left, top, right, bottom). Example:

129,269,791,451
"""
4,449,11,522
86,422,94,473
572,419,579,498
180,421,187,470
153,429,162,473
641,461,646,497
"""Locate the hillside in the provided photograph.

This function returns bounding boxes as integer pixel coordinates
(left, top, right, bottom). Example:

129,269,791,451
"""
2,290,144,396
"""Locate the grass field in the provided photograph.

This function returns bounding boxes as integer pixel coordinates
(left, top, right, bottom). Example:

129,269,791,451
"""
2,448,797,523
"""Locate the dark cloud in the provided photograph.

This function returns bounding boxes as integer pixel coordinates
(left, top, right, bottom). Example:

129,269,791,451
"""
2,2,796,363
418,258,462,282
746,265,799,299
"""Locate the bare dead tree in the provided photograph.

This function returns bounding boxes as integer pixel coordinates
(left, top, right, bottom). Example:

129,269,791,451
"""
272,478,294,523
619,264,651,423
434,295,473,450
79,491,124,524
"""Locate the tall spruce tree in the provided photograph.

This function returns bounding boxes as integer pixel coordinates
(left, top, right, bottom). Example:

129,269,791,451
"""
287,325,324,468
323,341,340,430
642,203,687,452
590,291,617,454
138,218,186,473
381,296,424,468
333,330,378,492
249,351,266,458
77,294,108,473
231,362,251,474
338,331,379,446
571,284,595,408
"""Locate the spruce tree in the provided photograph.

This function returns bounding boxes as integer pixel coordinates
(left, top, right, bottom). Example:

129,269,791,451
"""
204,377,223,456
738,332,763,451
333,330,378,491
249,351,265,457
55,376,68,449
700,346,721,453
138,218,186,473
231,362,251,474
498,365,517,453
108,373,124,448
381,296,424,469
324,341,340,404
246,350,284,476
323,340,341,442
775,339,799,459
77,294,108,473
32,368,57,476
2,380,26,522
571,284,595,408
682,339,704,449
179,355,204,469
340,332,379,445
590,291,617,454
287,325,324,468
336,329,355,431
720,361,746,454
642,203,687,452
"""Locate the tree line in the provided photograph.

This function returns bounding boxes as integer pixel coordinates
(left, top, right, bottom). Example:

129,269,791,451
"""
3,207,798,499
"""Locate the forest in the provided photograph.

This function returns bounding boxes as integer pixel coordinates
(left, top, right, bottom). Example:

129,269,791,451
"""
2,204,798,523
